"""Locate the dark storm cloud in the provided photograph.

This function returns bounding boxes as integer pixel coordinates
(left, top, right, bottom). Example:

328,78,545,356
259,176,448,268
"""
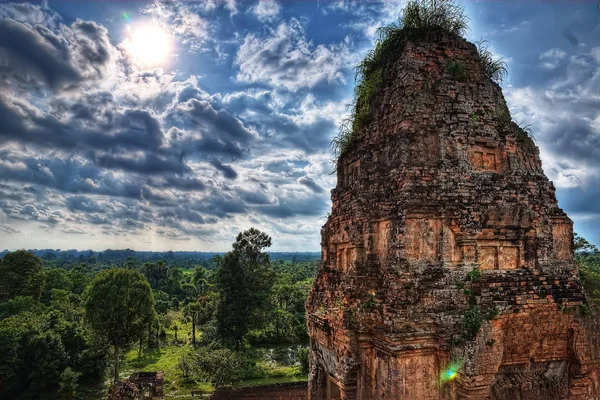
158,206,214,225
239,189,271,205
562,30,578,47
256,194,328,218
543,118,600,167
65,195,106,213
95,153,189,175
217,89,341,154
0,97,164,155
0,4,115,92
165,98,255,159
298,176,325,193
210,159,238,180
0,19,81,89
160,175,207,192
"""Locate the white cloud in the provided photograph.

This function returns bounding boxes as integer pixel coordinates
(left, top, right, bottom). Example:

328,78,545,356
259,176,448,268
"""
142,2,209,52
235,19,349,90
505,46,600,189
539,48,567,69
252,0,281,22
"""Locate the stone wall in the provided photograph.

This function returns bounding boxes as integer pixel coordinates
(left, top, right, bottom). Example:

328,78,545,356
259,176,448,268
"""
307,30,600,400
210,382,308,400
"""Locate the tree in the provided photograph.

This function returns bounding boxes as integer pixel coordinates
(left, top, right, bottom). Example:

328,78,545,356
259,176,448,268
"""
178,346,244,387
58,367,80,400
0,250,45,301
216,228,275,349
84,268,154,382
141,262,169,291
193,267,212,296
574,234,600,305
184,301,201,345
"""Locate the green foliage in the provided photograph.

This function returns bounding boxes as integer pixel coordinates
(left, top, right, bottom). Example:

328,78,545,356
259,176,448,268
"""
0,295,45,319
462,306,482,340
469,113,479,128
484,305,499,320
0,250,45,301
217,228,275,349
141,261,169,291
574,233,600,306
296,347,310,375
0,247,316,398
58,367,81,400
401,0,469,35
84,268,155,382
466,267,482,281
515,121,536,143
446,60,467,81
362,296,376,310
475,40,508,83
179,345,245,387
494,105,511,126
332,0,469,158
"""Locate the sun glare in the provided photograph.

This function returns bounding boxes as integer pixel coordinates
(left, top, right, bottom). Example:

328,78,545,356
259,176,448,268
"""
126,23,172,68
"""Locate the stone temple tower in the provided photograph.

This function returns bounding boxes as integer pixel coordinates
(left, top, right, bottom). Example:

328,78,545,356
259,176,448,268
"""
306,30,600,399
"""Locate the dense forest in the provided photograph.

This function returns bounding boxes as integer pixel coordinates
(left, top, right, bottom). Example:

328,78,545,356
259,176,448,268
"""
0,249,319,270
0,229,318,399
2,232,599,399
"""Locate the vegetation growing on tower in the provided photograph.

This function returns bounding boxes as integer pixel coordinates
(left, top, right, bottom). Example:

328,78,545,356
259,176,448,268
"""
332,0,508,158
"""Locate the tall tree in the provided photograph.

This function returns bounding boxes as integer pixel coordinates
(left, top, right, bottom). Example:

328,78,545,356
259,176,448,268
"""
141,262,169,291
0,250,45,301
84,268,154,382
216,228,275,349
184,301,201,345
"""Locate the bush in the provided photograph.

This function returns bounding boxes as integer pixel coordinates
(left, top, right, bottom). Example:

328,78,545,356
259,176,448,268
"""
296,347,310,375
475,40,507,83
178,345,245,387
402,0,468,35
58,367,80,400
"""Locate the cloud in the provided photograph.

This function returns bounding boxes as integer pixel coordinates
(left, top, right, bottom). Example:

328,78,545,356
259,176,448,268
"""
0,4,116,91
252,0,281,22
539,48,567,69
142,2,209,52
210,160,238,180
0,225,19,234
506,47,600,182
505,45,600,245
0,0,352,250
235,18,349,90
298,176,325,193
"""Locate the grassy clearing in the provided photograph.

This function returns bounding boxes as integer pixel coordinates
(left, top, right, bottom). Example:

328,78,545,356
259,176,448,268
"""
120,341,307,398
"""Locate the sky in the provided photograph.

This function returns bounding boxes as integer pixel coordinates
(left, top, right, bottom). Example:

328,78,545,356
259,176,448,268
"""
0,0,599,252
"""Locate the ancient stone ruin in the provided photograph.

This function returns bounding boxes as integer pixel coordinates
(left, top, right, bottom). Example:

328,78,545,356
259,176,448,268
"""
110,371,164,400
306,30,600,399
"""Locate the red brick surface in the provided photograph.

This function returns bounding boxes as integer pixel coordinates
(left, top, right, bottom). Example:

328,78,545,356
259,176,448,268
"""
210,382,308,400
306,31,600,400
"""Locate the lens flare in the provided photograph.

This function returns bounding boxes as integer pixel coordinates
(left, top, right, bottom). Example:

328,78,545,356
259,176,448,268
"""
122,12,131,22
440,360,463,384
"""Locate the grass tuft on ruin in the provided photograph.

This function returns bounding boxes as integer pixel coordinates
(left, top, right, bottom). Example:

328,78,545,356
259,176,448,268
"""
332,0,507,158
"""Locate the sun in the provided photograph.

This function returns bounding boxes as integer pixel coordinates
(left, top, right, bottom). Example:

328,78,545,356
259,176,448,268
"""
125,22,172,68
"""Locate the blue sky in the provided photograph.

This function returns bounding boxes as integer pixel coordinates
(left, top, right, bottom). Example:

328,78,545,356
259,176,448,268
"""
0,0,599,252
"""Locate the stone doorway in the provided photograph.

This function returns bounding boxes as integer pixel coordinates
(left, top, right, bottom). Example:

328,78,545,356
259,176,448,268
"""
326,375,342,400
